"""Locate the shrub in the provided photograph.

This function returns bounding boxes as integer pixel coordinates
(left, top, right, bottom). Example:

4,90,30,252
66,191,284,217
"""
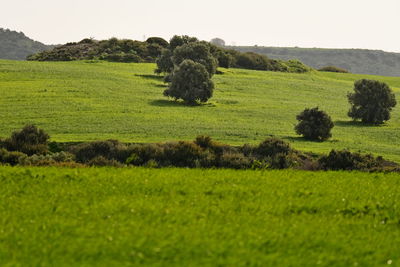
164,60,214,104
318,66,349,73
161,141,206,167
194,135,214,149
255,138,291,158
319,150,383,171
145,37,169,48
5,124,50,155
87,156,123,167
295,107,334,141
126,144,164,166
0,148,27,166
20,152,73,166
348,79,397,124
218,152,252,169
72,140,123,163
285,60,312,73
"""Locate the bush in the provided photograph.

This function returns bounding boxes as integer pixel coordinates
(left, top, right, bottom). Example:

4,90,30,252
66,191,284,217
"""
348,79,397,124
318,66,349,73
72,140,124,163
319,150,383,171
162,141,206,167
285,60,312,73
0,148,27,166
87,156,123,167
295,107,334,141
145,37,169,48
126,144,164,166
5,124,50,155
255,138,291,158
164,60,214,104
218,152,252,169
20,152,75,166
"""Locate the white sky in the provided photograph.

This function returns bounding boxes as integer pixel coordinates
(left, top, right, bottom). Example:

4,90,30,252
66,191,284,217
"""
1,0,399,52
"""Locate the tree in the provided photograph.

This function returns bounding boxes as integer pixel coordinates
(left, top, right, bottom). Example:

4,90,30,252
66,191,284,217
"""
295,107,334,141
155,49,174,74
169,35,198,50
145,37,169,48
172,42,217,77
348,79,397,124
210,38,226,47
164,60,214,104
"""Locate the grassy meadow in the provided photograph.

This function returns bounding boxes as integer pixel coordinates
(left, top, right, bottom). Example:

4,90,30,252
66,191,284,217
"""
1,166,400,266
0,59,399,162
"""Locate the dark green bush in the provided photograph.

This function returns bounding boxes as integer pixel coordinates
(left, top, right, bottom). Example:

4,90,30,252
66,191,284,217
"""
295,107,334,141
126,144,164,166
164,60,214,104
218,152,252,169
146,37,169,48
72,140,124,163
5,124,50,155
255,138,291,158
0,148,27,166
318,66,349,73
162,141,206,167
348,79,397,124
319,150,383,171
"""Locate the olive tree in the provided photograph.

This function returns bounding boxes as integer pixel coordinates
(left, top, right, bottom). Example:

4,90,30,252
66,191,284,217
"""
163,60,214,104
348,79,396,124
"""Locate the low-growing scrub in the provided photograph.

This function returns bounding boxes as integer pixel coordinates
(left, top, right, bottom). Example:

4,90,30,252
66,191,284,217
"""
318,66,349,73
1,125,398,171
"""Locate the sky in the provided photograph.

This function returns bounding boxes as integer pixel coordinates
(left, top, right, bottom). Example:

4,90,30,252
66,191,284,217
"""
1,0,400,52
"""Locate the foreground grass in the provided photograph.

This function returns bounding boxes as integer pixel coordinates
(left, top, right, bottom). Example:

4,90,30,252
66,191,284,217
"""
1,166,400,266
0,60,399,161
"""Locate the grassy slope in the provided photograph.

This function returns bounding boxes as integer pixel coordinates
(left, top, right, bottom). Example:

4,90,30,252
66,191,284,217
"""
0,60,399,161
1,167,400,266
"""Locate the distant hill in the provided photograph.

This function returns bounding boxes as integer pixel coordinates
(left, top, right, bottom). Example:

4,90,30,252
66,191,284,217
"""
0,28,54,60
231,46,400,77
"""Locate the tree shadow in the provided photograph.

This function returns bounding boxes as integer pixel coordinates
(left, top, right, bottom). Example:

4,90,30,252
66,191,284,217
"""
134,74,164,81
334,120,382,128
282,136,339,143
149,99,216,108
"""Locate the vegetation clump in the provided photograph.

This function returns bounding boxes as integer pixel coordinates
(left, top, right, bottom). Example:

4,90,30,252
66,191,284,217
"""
295,107,334,141
318,66,349,73
163,60,214,104
4,124,50,155
0,126,398,171
27,37,168,62
319,150,385,171
348,79,397,124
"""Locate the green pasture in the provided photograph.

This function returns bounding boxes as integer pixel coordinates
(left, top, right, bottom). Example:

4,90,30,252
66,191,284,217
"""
0,60,399,161
0,167,399,266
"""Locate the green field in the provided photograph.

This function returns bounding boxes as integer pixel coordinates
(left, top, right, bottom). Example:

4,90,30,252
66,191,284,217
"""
1,167,399,266
0,60,399,161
